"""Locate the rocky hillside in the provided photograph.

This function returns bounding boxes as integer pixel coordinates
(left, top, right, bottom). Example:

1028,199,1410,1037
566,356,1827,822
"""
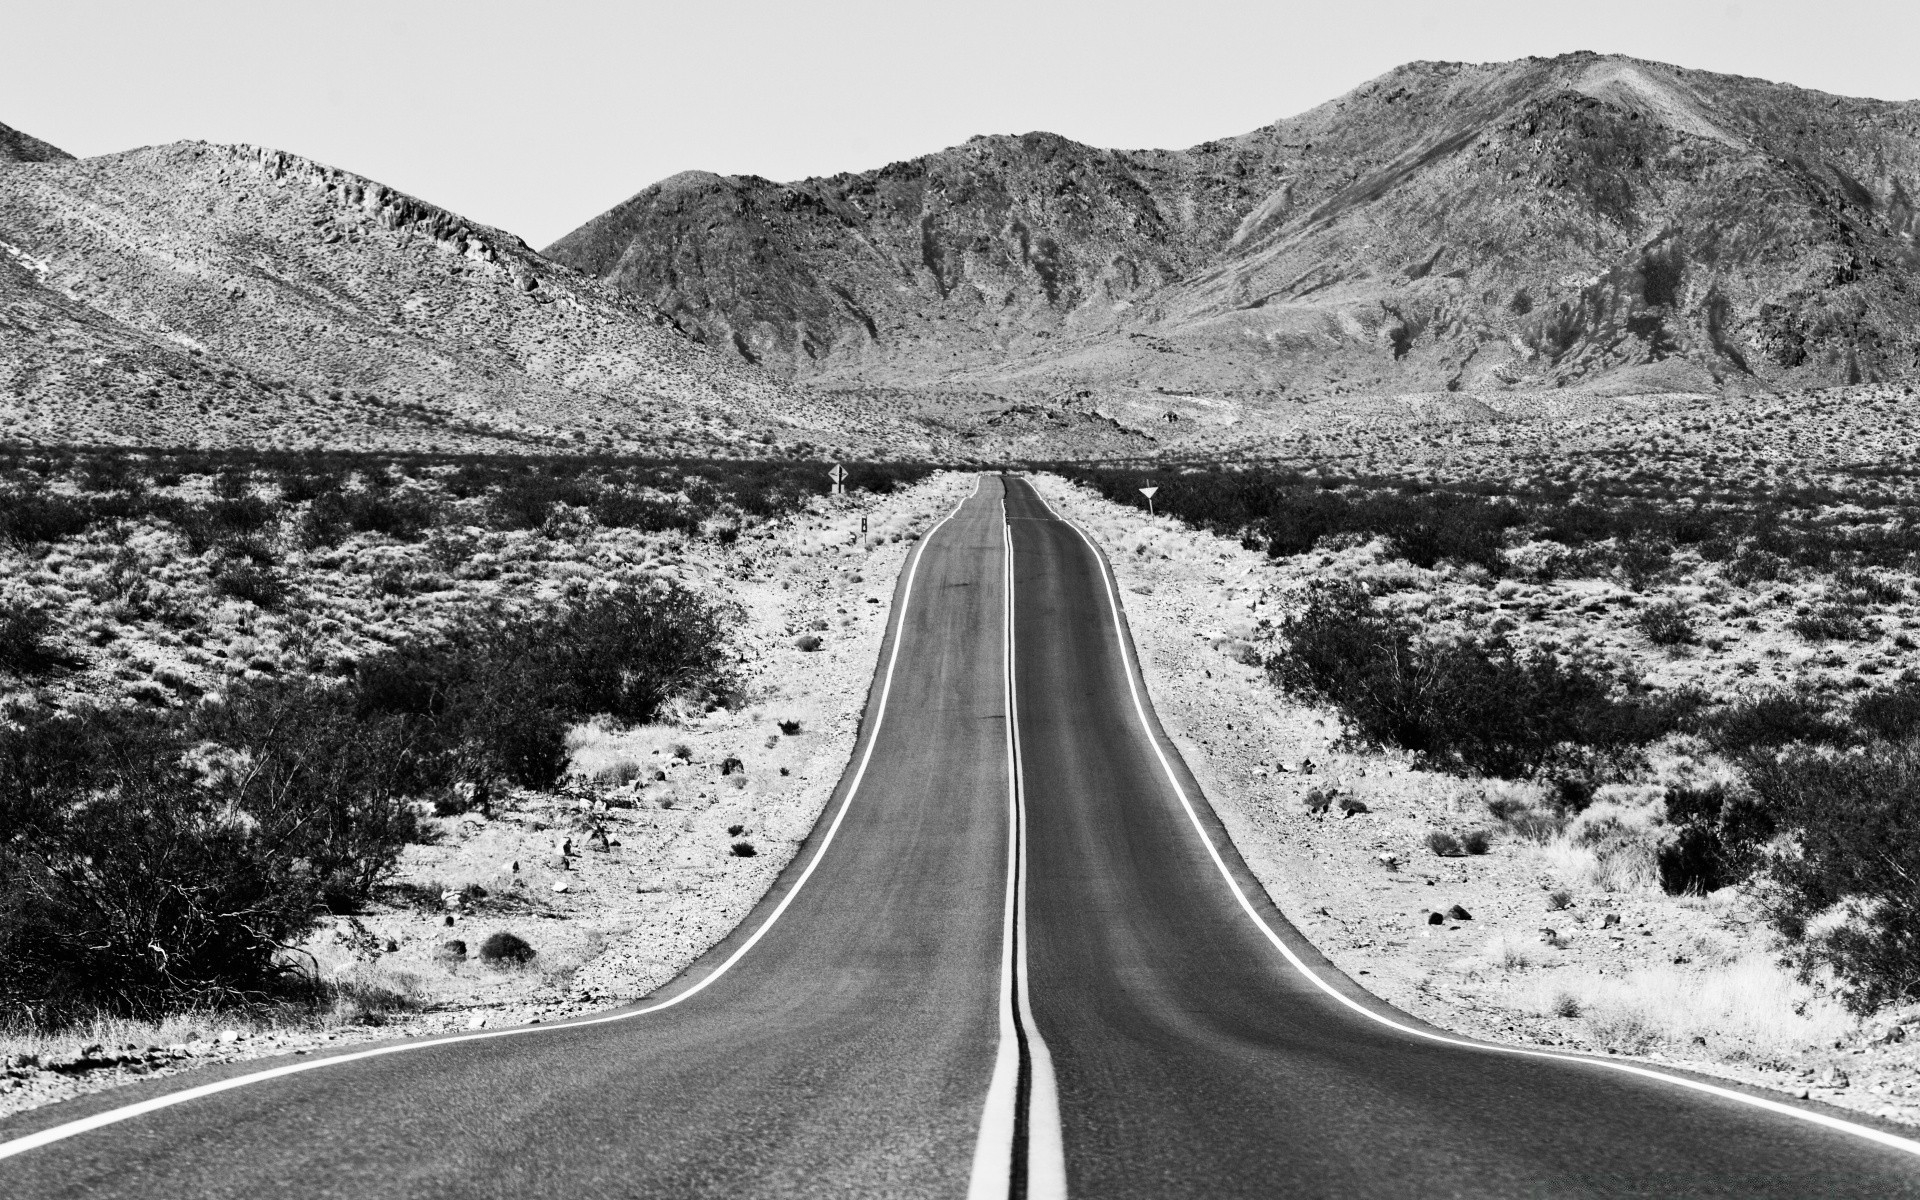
548,53,1920,402
0,133,904,456
0,121,72,164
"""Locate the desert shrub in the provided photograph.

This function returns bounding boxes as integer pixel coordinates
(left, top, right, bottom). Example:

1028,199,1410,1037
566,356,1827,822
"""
1702,690,1847,753
213,560,287,610
1461,829,1491,855
353,582,734,792
478,931,535,965
0,600,65,674
0,487,97,544
0,706,326,1022
301,488,439,547
1426,830,1465,857
1654,783,1775,896
171,494,279,553
1636,600,1697,646
193,682,421,912
1269,584,1690,779
1741,740,1920,1012
1789,607,1864,642
1849,678,1920,742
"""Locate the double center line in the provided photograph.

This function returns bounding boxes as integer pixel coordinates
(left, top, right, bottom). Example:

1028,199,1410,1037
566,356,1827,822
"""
967,501,1068,1200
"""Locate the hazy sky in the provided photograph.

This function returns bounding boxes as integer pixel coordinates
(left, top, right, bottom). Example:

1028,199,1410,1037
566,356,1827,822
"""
7,1,1917,247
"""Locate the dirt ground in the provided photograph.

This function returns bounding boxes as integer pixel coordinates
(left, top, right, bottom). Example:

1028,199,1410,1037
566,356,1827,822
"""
0,472,976,1118
1025,472,1920,1129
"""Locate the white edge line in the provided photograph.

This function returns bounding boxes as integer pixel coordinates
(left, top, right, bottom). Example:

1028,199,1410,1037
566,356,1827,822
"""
0,474,988,1165
1021,477,1920,1162
967,499,1024,1197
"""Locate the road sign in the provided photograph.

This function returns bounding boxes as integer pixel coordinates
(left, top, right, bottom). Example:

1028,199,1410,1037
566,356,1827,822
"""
1139,485,1158,517
828,463,847,496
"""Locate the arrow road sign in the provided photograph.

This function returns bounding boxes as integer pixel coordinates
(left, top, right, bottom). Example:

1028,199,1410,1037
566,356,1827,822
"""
829,463,847,495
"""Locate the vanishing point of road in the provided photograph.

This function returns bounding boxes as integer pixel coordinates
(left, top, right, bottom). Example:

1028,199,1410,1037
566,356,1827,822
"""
3,474,1917,1198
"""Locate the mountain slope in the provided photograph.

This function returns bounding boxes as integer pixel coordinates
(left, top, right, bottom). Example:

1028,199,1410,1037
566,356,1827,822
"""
0,139,896,454
548,53,1920,400
0,121,71,164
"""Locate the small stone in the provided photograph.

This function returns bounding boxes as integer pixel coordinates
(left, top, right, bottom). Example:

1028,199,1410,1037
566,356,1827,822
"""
216,1030,240,1046
383,939,399,953
1447,904,1473,921
1426,911,1445,925
552,881,571,893
465,1015,488,1031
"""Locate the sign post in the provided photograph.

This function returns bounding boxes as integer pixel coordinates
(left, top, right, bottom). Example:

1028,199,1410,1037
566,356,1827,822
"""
828,463,847,497
1139,485,1158,518
861,515,868,550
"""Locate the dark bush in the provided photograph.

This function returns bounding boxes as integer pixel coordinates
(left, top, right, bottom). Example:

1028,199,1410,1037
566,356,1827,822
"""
213,560,287,609
1636,600,1697,646
301,489,439,546
0,601,66,674
1741,740,1920,1012
353,581,734,792
1852,679,1920,742
478,931,535,964
1268,584,1689,780
0,707,326,1022
193,682,421,913
1790,608,1864,642
1703,690,1848,753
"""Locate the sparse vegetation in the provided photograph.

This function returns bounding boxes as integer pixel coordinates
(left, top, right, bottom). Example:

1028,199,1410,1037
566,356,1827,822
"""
1268,583,1694,782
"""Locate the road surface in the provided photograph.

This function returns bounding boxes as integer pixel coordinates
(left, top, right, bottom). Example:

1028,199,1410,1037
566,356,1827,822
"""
2,474,1916,1198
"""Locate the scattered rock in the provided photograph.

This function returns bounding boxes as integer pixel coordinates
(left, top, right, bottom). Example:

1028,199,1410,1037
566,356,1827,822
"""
1426,911,1445,925
1447,904,1473,921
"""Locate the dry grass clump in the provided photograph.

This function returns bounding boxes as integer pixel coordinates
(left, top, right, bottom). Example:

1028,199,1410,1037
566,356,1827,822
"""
1524,957,1853,1061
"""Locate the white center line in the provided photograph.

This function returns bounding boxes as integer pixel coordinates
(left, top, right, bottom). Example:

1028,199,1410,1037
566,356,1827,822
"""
968,484,1068,1200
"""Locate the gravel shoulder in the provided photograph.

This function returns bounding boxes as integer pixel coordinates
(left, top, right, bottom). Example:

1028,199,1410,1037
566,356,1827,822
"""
1027,471,1920,1130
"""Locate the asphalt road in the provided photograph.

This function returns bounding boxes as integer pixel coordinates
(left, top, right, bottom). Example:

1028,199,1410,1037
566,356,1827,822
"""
2,474,1917,1198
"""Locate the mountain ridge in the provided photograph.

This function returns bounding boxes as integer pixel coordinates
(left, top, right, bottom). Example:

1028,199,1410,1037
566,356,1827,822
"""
546,52,1920,403
0,135,907,455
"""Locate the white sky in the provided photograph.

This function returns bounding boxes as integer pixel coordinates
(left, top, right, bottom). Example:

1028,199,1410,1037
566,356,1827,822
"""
6,1,1917,248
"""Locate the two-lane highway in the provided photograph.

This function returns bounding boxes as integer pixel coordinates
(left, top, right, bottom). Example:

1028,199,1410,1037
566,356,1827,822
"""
2,473,1916,1198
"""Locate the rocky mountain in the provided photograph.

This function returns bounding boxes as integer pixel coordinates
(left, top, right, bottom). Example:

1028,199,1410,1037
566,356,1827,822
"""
548,53,1920,405
0,121,72,164
0,132,900,456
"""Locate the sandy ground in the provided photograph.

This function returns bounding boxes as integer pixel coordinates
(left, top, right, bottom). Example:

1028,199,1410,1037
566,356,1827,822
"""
0,472,977,1118
1025,472,1920,1129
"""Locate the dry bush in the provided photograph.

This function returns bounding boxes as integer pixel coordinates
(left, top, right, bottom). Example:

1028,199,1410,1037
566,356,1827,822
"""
1526,958,1852,1061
